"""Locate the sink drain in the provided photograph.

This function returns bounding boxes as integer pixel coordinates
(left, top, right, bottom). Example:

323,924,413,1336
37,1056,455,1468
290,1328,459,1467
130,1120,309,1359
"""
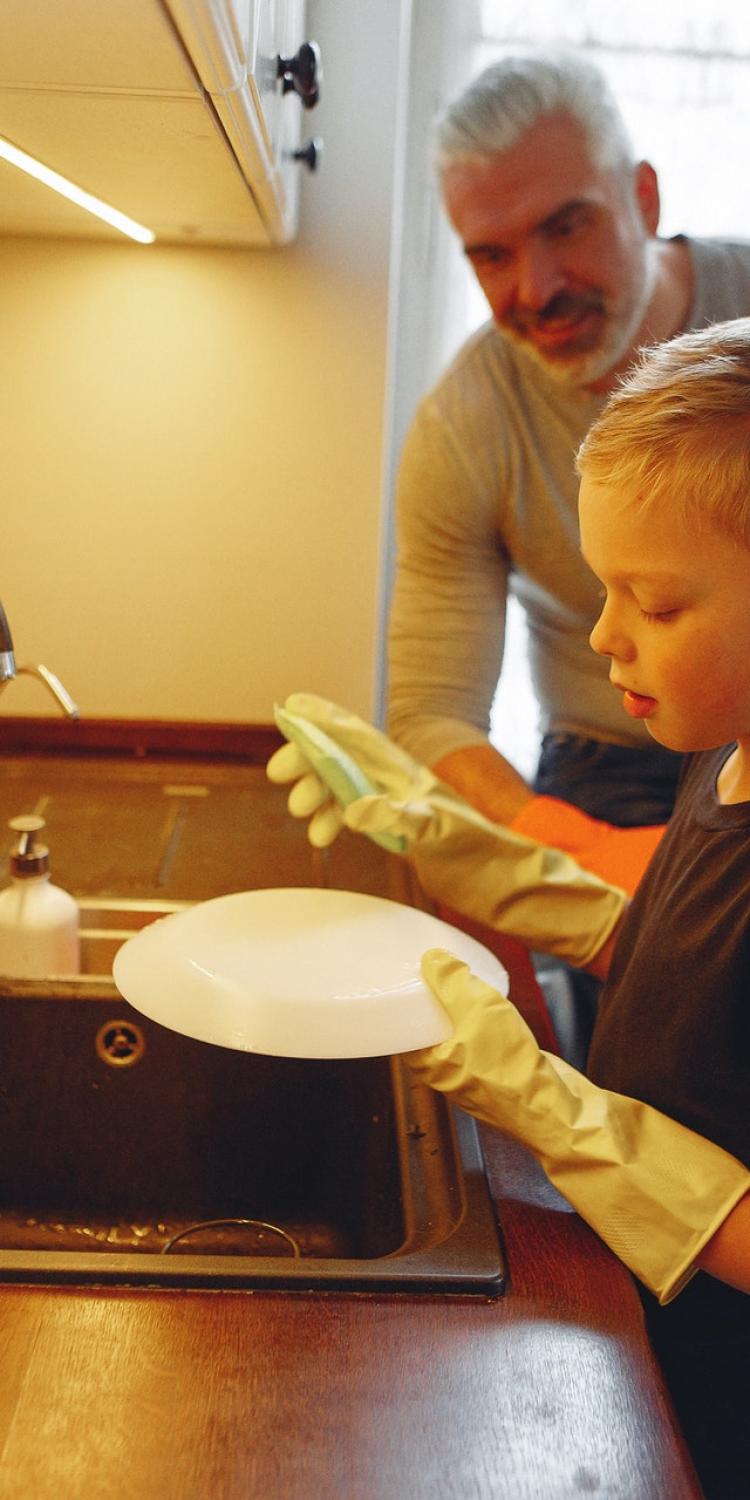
95,1019,146,1067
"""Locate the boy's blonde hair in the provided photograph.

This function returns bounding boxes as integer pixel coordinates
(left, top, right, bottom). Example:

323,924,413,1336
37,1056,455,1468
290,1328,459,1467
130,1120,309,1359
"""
576,318,750,545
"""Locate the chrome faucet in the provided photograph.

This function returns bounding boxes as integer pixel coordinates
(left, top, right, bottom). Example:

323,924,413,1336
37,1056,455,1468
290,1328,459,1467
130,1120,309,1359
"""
0,601,15,685
0,598,79,719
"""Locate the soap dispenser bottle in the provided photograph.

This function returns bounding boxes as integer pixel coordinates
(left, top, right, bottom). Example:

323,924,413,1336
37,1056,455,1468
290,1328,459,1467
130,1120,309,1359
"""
0,815,80,976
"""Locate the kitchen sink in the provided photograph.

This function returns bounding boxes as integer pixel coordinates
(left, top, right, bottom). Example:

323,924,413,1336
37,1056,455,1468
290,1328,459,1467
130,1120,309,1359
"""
78,896,193,975
0,899,506,1294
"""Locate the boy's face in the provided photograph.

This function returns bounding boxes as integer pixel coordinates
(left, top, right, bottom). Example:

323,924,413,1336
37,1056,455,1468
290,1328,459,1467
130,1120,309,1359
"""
579,476,750,754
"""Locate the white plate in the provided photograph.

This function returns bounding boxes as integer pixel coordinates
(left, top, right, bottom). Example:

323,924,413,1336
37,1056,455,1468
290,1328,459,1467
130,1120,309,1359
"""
112,887,509,1058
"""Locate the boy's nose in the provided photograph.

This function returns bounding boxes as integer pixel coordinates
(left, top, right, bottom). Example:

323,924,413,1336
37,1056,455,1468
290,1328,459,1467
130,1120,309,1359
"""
589,609,635,663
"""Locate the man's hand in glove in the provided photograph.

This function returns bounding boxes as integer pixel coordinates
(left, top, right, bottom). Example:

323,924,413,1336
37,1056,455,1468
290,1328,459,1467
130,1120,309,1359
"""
407,949,750,1305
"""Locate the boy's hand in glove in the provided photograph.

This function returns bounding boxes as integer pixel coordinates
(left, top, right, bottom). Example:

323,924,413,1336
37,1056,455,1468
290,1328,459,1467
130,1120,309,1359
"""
267,693,627,969
407,949,750,1305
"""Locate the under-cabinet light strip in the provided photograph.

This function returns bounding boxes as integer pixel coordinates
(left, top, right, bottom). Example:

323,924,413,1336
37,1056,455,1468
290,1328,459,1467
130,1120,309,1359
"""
0,135,155,244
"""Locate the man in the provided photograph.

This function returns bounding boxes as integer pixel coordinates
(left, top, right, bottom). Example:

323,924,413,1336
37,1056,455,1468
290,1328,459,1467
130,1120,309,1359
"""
387,50,750,831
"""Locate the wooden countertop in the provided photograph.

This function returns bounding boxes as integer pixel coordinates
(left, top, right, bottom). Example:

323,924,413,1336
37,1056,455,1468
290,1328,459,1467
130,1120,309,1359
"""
0,755,702,1498
0,1135,700,1500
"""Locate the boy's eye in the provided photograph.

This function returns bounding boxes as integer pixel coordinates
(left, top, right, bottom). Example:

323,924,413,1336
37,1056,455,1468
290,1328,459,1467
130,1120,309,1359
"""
639,608,680,623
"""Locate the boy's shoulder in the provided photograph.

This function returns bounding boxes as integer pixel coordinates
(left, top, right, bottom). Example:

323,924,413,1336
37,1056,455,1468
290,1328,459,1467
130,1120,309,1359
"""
674,747,750,828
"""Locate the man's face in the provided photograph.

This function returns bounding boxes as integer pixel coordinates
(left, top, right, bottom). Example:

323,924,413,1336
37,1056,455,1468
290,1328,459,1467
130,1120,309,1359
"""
579,475,750,755
440,111,658,389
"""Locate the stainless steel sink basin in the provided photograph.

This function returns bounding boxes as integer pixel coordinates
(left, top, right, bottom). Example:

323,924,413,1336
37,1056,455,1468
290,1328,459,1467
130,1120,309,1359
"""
78,896,191,974
0,900,506,1294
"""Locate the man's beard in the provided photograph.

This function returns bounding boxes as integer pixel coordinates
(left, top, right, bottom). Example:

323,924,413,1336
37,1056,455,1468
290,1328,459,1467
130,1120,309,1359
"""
499,240,659,389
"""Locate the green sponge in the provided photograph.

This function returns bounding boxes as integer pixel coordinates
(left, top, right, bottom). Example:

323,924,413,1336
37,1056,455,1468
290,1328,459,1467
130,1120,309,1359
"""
274,705,407,855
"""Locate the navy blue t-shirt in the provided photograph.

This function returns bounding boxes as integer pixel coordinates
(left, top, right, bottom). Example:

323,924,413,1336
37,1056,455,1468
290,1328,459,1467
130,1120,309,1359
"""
587,745,750,1499
588,745,750,1166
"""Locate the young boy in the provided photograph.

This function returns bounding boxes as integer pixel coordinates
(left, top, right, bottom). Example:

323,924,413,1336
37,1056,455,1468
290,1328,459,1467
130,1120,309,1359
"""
416,315,750,1499
571,316,750,1497
268,320,750,1499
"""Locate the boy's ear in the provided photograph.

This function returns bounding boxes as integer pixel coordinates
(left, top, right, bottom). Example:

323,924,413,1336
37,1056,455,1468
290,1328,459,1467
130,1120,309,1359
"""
634,160,660,235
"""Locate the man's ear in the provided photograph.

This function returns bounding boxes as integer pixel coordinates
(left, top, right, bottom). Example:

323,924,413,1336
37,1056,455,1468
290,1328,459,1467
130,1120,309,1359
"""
634,160,660,234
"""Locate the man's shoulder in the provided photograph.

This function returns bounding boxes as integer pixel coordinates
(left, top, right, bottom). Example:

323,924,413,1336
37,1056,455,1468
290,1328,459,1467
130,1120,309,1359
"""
400,323,523,491
687,235,750,320
436,319,508,379
422,321,526,417
689,233,750,265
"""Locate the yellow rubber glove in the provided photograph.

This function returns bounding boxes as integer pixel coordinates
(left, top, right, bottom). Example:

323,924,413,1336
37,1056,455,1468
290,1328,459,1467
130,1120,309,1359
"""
267,693,626,968
407,950,750,1304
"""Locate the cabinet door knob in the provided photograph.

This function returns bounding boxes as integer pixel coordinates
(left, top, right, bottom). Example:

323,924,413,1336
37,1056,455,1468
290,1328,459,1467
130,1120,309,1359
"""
289,137,323,173
276,41,322,107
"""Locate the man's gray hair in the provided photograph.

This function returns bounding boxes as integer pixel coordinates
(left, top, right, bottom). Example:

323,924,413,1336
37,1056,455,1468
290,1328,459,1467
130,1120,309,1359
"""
435,51,636,176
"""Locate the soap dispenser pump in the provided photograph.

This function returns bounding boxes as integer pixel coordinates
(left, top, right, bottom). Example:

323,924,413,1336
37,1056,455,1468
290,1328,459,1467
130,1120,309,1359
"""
0,815,80,977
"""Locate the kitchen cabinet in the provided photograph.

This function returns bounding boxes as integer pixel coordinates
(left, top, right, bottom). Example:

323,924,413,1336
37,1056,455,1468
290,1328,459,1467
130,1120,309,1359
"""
0,0,311,245
161,0,312,242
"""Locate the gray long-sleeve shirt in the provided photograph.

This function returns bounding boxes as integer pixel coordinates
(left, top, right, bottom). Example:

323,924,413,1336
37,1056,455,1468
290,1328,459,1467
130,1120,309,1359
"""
387,237,750,768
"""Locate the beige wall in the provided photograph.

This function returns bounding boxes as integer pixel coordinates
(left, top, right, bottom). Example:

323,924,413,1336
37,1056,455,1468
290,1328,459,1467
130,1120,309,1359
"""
0,1,400,725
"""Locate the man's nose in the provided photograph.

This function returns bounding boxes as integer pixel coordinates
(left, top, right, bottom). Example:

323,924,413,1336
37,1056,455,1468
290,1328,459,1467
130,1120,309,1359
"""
516,240,565,309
